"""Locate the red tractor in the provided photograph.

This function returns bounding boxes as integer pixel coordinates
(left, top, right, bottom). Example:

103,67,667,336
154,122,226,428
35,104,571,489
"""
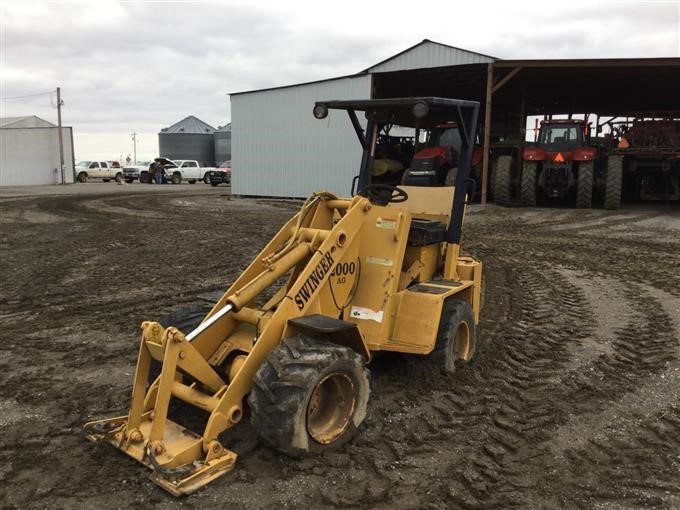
520,119,602,208
403,123,484,192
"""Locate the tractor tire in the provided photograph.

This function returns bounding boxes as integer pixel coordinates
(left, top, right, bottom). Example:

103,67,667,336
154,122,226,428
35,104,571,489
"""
77,172,88,183
430,299,476,374
520,161,537,206
147,303,214,384
493,156,512,206
203,173,211,184
576,161,594,209
489,160,496,199
158,303,212,333
444,166,458,186
171,172,182,185
605,156,623,210
249,334,369,457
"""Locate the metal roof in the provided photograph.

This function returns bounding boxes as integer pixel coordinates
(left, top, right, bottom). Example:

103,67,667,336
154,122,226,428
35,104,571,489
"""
159,115,216,134
0,115,56,128
364,39,496,73
216,123,231,132
231,40,496,96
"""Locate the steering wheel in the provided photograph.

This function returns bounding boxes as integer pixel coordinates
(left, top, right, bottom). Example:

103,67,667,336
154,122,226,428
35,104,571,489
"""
359,184,408,206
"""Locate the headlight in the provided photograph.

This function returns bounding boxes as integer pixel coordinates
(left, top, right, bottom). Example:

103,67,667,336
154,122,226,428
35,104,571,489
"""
313,104,328,119
412,101,429,119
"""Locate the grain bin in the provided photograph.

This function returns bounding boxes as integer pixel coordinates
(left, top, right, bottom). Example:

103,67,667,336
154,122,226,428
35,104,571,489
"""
158,116,216,166
214,123,231,165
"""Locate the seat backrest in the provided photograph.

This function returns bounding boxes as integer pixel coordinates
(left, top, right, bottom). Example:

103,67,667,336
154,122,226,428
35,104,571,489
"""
390,185,454,225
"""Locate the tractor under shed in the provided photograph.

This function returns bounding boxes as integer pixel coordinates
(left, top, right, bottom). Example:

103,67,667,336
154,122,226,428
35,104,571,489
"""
371,57,680,203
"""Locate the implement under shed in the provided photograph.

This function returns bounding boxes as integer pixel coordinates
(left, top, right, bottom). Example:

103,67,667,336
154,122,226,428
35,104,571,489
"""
372,57,680,203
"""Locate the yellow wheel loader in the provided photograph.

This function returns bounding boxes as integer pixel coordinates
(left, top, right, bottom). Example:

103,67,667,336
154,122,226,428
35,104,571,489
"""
84,97,483,495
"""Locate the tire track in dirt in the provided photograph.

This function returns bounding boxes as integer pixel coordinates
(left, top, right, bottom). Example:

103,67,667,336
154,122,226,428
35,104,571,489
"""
2,190,680,509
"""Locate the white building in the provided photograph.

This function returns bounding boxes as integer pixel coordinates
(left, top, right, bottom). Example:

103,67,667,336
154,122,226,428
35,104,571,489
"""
0,116,75,186
230,40,494,197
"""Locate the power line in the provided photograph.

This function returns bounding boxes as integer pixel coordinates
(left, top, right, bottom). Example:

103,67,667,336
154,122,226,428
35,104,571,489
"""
0,90,54,101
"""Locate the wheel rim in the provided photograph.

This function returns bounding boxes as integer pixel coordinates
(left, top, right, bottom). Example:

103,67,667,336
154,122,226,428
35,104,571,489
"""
452,321,471,360
306,372,356,445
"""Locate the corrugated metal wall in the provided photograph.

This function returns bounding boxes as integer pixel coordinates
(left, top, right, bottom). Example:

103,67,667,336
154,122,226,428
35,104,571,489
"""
158,133,215,167
231,75,371,197
0,127,74,185
367,41,493,73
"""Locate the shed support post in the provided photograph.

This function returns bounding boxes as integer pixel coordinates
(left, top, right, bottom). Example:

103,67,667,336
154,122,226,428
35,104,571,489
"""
481,63,494,205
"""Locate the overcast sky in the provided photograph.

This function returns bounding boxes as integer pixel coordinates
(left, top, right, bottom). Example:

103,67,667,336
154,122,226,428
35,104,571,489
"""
1,0,679,161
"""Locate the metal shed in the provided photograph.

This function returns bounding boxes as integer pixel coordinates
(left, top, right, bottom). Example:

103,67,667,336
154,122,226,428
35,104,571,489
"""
231,40,493,197
231,39,679,200
158,115,216,167
0,116,75,186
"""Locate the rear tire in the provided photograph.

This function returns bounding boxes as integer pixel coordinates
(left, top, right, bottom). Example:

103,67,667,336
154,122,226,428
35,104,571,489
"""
605,156,623,210
493,156,512,206
430,299,476,374
172,172,182,184
203,173,211,184
520,161,537,206
115,173,123,183
249,334,369,457
576,161,594,208
444,166,458,186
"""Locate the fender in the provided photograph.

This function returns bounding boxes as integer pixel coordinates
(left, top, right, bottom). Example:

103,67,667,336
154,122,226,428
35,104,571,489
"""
572,147,597,161
523,146,547,162
471,146,483,167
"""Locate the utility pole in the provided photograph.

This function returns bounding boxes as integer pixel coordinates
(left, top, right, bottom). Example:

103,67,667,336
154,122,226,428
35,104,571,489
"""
131,132,138,164
57,87,65,184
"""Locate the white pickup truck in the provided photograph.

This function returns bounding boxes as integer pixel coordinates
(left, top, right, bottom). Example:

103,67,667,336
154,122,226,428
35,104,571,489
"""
75,161,124,183
167,160,217,184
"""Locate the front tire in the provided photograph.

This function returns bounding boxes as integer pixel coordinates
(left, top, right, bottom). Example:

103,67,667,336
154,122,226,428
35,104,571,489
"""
576,161,594,209
494,156,512,206
77,172,88,183
249,334,369,457
520,161,537,206
431,299,476,373
171,172,182,184
203,173,211,184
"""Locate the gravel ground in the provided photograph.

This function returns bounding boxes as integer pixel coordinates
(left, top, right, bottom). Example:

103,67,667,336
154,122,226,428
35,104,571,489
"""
1,184,679,509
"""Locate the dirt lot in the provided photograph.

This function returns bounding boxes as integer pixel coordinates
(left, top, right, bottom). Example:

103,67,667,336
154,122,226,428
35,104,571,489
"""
1,184,679,509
